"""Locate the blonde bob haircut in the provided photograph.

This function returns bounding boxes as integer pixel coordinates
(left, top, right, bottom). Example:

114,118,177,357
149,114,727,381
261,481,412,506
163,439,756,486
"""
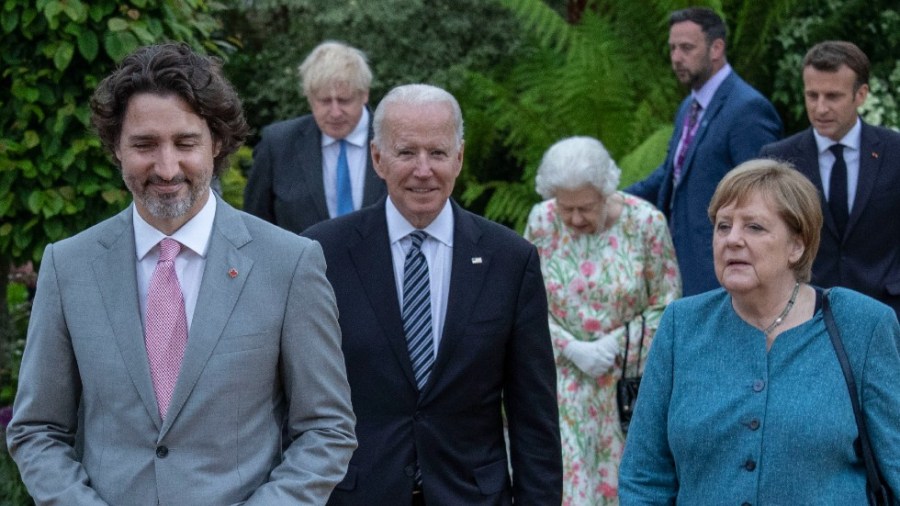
299,41,372,97
708,159,822,283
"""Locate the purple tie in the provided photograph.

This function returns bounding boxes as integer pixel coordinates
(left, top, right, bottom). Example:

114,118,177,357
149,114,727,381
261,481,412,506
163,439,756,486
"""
674,100,701,181
145,238,188,420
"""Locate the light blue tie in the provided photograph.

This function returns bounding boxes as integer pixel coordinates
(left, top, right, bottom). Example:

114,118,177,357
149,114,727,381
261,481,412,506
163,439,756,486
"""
336,139,353,216
402,231,433,391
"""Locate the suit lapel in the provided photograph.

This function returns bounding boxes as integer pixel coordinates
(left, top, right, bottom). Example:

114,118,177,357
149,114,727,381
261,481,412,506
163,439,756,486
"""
347,207,417,388
791,129,844,239
161,198,253,433
361,118,384,207
847,122,882,236
678,74,735,182
296,120,330,220
423,204,490,400
93,206,163,429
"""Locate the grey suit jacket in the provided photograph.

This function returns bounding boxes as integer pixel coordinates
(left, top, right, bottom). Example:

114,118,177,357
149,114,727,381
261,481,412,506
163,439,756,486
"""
6,195,357,505
243,113,386,234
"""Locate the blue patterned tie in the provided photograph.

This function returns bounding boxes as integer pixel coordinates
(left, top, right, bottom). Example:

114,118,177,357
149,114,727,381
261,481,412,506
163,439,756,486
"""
336,140,353,216
403,230,433,391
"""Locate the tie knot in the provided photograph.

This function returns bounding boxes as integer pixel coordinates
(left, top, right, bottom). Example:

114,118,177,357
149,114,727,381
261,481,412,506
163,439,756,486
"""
408,230,428,252
829,143,844,156
158,238,181,263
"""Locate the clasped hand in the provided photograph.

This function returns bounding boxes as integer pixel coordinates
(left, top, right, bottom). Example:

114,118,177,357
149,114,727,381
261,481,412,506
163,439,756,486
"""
562,334,618,376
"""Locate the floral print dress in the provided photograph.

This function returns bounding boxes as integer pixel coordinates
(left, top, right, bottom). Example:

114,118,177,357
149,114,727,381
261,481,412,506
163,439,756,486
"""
524,192,681,505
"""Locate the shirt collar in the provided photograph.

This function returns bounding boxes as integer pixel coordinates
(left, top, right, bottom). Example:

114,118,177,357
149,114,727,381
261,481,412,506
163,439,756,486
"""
813,117,862,154
692,63,732,109
321,107,370,149
134,193,217,261
385,197,454,248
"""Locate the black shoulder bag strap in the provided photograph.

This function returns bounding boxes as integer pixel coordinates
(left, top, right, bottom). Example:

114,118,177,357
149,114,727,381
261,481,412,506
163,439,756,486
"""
822,289,892,506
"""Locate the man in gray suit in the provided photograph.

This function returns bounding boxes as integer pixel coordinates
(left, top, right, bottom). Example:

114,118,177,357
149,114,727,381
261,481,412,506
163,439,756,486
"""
5,43,357,505
244,40,386,233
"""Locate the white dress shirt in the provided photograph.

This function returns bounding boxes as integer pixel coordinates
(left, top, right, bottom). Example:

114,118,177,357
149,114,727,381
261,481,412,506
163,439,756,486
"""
322,108,370,217
386,198,454,358
134,194,216,330
814,117,862,212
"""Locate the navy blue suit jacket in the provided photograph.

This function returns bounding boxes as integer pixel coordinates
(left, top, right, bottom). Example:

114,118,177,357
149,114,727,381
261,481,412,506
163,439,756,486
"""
304,198,562,506
243,113,386,234
760,122,900,317
627,71,782,295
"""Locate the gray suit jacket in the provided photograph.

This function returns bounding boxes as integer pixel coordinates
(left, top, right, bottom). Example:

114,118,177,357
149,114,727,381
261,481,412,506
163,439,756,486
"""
243,113,386,234
6,195,357,505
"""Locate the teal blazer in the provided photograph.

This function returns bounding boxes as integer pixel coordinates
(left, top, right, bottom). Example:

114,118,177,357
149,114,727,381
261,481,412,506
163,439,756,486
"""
620,288,900,505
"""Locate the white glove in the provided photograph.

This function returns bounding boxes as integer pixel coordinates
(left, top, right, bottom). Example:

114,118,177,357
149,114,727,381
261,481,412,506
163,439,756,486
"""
561,334,618,376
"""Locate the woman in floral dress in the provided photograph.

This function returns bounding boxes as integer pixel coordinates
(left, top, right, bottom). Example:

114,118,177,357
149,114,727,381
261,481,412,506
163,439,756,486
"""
524,137,681,505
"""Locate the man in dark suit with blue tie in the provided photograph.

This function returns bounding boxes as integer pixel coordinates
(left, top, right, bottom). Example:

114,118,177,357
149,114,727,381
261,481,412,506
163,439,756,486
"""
626,7,782,296
760,41,900,317
304,84,562,505
244,41,386,233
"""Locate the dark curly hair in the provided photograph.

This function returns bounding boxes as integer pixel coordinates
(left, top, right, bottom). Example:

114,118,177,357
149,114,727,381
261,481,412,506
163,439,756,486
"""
90,42,250,176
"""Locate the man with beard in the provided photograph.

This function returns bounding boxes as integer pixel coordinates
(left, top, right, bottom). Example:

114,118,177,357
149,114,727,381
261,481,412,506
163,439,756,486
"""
626,6,782,296
5,43,357,505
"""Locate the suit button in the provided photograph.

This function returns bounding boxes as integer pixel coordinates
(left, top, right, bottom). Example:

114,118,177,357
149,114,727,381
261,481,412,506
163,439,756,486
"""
156,446,169,458
413,412,422,422
744,459,756,471
748,418,760,430
752,379,765,392
404,465,415,477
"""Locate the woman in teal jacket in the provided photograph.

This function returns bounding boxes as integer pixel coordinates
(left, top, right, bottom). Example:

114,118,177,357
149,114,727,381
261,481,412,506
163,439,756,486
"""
619,159,900,505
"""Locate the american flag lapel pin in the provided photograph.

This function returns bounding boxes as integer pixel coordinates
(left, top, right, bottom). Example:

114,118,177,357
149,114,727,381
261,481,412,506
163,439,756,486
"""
228,267,238,278
471,257,482,264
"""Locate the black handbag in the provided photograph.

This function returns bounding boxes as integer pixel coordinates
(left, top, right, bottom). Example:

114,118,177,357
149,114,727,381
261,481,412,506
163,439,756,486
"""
616,315,645,434
822,289,894,506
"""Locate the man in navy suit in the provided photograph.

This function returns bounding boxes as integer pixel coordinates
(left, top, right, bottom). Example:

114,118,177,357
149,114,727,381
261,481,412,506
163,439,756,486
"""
761,41,900,317
304,84,562,505
627,7,782,296
244,41,386,233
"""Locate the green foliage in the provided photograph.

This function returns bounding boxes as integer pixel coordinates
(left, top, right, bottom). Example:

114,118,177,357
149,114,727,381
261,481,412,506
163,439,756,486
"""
221,146,251,209
456,0,804,230
457,0,685,228
1,0,225,267
0,448,32,506
220,0,530,144
768,0,900,133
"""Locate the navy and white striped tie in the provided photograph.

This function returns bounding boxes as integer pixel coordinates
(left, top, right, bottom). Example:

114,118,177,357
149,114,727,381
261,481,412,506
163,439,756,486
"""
402,230,433,391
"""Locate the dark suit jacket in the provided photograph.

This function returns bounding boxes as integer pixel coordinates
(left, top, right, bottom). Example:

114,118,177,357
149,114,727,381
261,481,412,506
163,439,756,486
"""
304,199,562,506
760,122,900,316
243,113,386,234
627,71,782,296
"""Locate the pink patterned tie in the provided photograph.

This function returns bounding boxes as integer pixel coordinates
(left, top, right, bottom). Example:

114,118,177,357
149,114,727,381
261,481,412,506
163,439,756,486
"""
145,238,187,420
673,100,701,181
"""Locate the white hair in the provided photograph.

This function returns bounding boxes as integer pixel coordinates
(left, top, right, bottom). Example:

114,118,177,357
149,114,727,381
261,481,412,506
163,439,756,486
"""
372,84,464,149
534,136,621,199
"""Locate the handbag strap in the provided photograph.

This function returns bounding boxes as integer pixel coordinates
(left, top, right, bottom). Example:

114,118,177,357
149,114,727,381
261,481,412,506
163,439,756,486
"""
620,314,646,380
822,289,889,504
